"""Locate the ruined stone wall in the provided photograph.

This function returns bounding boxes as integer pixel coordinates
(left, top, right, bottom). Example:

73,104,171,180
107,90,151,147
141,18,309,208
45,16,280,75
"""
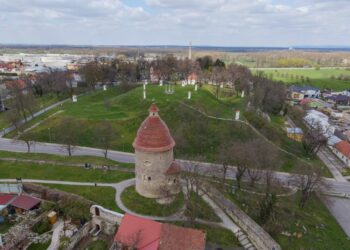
66,222,92,250
135,149,180,198
205,185,281,250
90,205,123,235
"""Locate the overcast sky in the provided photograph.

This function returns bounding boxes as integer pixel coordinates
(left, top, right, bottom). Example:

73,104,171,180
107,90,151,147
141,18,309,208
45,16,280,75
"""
0,0,349,47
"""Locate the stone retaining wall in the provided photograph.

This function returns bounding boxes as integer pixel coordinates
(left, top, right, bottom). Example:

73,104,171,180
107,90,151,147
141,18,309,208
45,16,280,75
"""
66,222,92,250
205,185,281,250
23,183,94,206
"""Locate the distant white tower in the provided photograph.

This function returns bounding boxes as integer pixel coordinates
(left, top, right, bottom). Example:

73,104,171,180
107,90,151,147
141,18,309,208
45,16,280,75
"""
189,41,192,60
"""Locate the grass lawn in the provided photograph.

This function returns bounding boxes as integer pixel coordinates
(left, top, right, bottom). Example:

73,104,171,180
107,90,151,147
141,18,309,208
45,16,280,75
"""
186,192,221,222
85,240,108,250
225,190,350,249
121,186,184,217
27,240,51,250
256,68,350,90
41,184,121,212
0,219,13,234
0,150,133,168
0,160,134,183
173,222,241,249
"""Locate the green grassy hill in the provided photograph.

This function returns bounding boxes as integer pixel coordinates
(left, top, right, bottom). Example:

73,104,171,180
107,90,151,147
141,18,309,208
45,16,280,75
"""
16,85,251,159
14,84,327,174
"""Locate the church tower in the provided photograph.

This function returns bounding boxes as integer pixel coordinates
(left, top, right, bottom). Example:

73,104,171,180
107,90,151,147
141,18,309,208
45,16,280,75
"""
133,104,181,199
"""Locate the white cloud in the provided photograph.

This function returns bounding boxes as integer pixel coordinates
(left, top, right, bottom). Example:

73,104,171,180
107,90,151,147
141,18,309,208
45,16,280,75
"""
0,0,349,46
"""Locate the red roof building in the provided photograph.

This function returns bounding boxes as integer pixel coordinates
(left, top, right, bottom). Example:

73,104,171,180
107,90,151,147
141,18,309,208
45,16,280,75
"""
335,140,350,158
165,161,182,175
188,72,198,81
114,214,206,250
133,104,175,152
0,194,16,206
333,140,350,167
10,195,41,211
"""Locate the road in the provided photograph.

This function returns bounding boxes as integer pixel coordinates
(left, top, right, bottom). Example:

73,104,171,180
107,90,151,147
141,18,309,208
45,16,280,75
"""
0,138,135,163
2,137,350,236
1,137,350,195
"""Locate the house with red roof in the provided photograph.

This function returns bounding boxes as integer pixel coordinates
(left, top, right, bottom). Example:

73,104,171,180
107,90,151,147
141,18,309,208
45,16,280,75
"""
187,72,198,85
9,195,41,213
333,140,350,166
0,194,16,213
113,214,206,250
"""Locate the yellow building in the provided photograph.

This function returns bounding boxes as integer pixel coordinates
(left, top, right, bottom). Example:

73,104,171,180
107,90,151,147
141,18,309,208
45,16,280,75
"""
286,127,304,142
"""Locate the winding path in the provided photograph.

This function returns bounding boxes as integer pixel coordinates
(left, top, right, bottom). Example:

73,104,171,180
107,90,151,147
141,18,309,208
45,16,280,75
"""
0,177,256,248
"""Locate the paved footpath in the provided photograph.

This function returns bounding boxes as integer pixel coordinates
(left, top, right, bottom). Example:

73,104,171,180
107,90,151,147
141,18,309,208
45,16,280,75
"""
47,220,64,250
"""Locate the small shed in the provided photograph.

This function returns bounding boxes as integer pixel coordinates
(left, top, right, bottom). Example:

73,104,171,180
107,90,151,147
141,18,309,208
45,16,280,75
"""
10,195,41,213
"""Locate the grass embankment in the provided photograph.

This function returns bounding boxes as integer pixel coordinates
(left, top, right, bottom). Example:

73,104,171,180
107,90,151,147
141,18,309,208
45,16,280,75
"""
256,68,350,90
0,160,133,183
173,221,241,249
16,85,254,161
85,240,108,250
121,186,184,217
225,189,350,249
0,150,133,168
0,94,66,130
41,184,121,212
13,85,330,175
27,241,51,250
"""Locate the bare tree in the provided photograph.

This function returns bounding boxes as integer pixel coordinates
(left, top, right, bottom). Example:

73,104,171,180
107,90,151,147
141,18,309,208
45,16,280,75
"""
231,142,250,190
181,158,209,225
289,165,327,208
302,120,329,158
95,120,115,158
56,117,80,156
18,130,35,153
216,143,235,187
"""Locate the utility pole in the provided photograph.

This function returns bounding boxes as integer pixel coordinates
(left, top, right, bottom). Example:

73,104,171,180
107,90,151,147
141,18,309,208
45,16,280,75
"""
189,41,192,60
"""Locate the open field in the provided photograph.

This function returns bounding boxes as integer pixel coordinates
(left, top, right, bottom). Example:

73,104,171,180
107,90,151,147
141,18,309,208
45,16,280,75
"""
254,68,350,90
41,184,121,212
225,187,350,250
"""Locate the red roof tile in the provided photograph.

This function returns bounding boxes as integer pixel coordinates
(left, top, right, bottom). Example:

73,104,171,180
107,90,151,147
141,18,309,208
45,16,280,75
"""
115,214,162,250
165,161,181,175
10,195,41,210
0,194,16,206
335,140,350,158
133,104,175,152
160,224,206,250
114,214,206,250
149,103,159,113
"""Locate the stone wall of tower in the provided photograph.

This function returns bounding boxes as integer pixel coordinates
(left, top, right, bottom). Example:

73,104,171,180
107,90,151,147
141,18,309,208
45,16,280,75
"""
135,149,180,198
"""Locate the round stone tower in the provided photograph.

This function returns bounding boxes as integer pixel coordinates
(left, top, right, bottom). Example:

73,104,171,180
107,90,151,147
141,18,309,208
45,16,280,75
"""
133,103,181,199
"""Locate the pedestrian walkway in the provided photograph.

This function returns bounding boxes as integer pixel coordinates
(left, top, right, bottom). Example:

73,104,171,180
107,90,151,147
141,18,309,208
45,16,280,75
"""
47,220,64,250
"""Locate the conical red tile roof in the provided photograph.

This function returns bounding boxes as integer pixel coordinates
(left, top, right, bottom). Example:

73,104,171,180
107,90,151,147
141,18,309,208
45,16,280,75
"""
133,104,175,152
